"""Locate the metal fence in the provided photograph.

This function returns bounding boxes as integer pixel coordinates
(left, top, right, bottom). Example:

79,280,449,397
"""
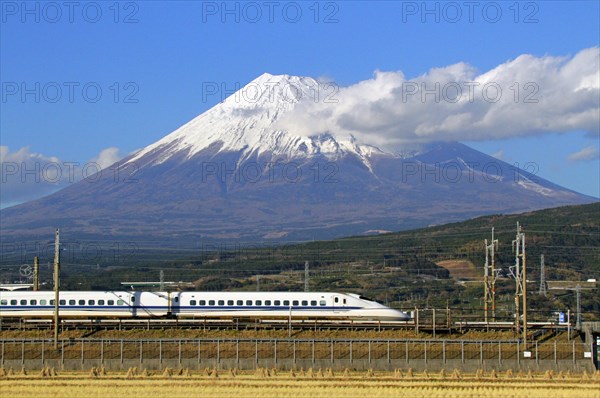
0,338,592,370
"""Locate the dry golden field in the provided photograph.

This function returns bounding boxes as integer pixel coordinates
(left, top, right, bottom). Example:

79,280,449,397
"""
1,368,599,398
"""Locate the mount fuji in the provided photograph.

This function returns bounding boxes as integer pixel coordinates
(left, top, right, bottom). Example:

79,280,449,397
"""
1,73,595,245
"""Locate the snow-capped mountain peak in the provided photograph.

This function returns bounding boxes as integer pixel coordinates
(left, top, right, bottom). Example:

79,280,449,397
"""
127,74,386,167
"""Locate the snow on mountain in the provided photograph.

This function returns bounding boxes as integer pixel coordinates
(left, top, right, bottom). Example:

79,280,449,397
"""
127,73,386,169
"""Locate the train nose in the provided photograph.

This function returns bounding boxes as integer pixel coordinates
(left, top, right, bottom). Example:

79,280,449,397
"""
390,309,411,321
376,308,410,321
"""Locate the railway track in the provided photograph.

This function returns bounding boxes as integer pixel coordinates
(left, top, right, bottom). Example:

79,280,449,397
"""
0,317,570,334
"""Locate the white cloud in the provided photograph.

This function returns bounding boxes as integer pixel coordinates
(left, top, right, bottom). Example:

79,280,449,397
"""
275,47,600,151
90,147,125,170
0,146,65,208
567,145,600,162
0,146,126,209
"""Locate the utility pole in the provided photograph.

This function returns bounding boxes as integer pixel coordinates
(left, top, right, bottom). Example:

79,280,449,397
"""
538,254,547,297
159,270,165,291
523,227,527,345
483,228,498,322
304,261,309,292
256,275,260,292
53,228,60,349
33,256,39,291
513,222,527,345
576,284,582,330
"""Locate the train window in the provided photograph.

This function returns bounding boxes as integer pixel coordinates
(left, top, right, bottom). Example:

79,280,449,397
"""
311,300,317,306
283,300,290,306
343,299,347,305
301,300,308,306
319,300,326,306
292,300,299,306
199,300,206,306
117,300,124,305
218,300,224,306
174,297,179,303
334,297,339,303
208,300,215,306
0,300,7,305
10,300,17,305
40,299,47,305
98,300,105,305
246,300,252,306
60,300,66,305
131,297,136,303
107,300,114,306
274,300,281,306
265,300,271,306
20,300,27,305
227,300,234,306
237,300,243,305
50,300,54,305
87,300,94,305
30,300,37,305
78,300,85,305
190,300,197,305
256,300,262,306
69,300,75,305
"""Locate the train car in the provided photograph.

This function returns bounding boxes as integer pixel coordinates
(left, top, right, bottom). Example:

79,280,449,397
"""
175,292,408,321
0,291,169,318
0,290,410,321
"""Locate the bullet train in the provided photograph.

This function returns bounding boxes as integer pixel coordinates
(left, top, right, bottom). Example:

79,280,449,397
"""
0,291,410,321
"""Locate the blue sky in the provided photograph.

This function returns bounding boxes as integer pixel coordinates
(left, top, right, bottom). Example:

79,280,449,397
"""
1,0,599,206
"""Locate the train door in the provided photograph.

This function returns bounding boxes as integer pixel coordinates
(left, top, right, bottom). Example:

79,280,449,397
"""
333,295,347,314
168,292,181,317
332,295,341,313
130,293,139,318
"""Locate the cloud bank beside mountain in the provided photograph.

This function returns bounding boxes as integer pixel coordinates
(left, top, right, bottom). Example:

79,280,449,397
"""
275,47,600,149
0,146,126,208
